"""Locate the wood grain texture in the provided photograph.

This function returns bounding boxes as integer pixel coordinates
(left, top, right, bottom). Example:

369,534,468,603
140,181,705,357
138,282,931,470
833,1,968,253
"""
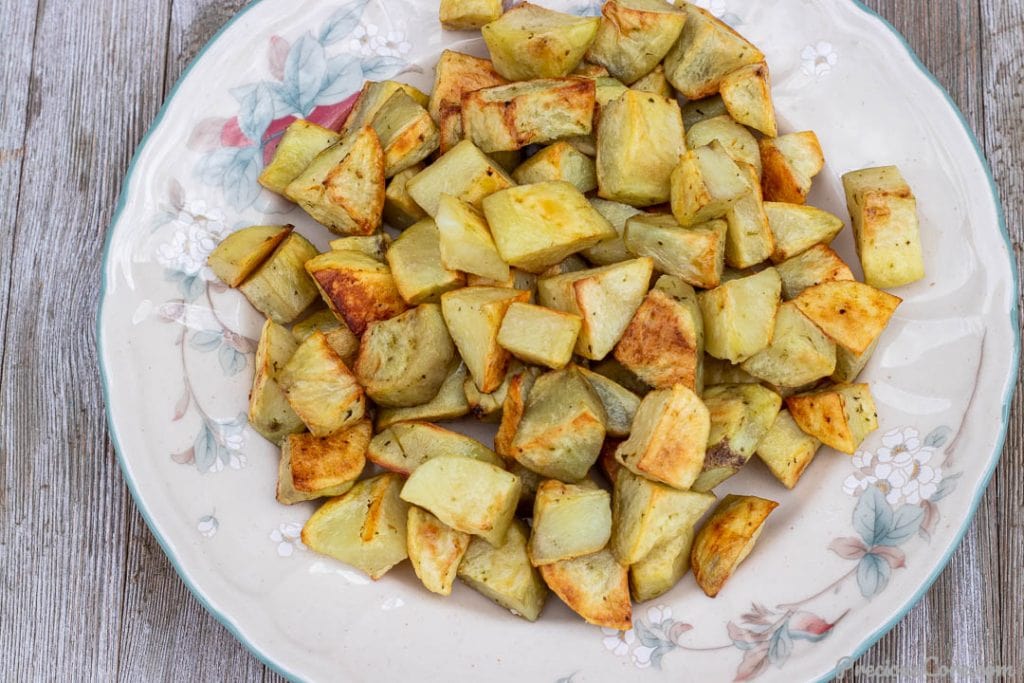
0,0,1019,681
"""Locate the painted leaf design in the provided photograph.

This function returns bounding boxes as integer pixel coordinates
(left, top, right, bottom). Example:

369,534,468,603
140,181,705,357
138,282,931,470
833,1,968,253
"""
856,552,892,597
828,536,868,560
190,330,222,352
157,302,185,324
172,387,190,421
874,503,923,546
319,0,370,45
929,472,960,502
923,425,952,448
788,612,837,642
221,146,263,209
218,344,247,376
318,55,363,106
180,275,206,301
853,485,893,546
237,83,276,143
284,34,328,115
268,35,290,80
193,423,220,473
360,55,407,80
733,643,770,682
187,117,229,152
171,447,195,465
869,545,906,569
918,499,939,541
767,626,793,667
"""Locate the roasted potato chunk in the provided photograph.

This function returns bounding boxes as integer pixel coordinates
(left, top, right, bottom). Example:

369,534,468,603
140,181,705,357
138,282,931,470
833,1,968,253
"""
464,360,540,422
786,383,878,454
699,267,781,363
663,3,764,99
693,383,782,491
458,520,548,621
723,163,774,268
248,319,304,445
539,549,631,630
441,286,530,392
582,198,643,265
328,233,391,262
343,80,431,136
401,455,521,546
387,219,465,304
682,94,728,128
775,243,855,300
301,473,409,580
596,89,685,206
756,409,822,489
305,250,408,335
576,366,641,438
383,163,429,229
630,64,673,98
792,280,901,358
615,384,709,490
764,202,844,262
671,141,750,228
685,115,761,177
495,367,541,456
258,121,339,195
623,213,727,289
237,232,319,325
375,362,471,428
428,50,508,124
538,257,654,360
508,367,607,482
691,494,778,597
276,421,370,504
759,131,825,204
462,78,595,153
406,140,516,217
483,181,616,273
590,357,652,397
529,480,612,565
512,141,597,193
278,331,366,437
628,492,714,603
466,267,538,299
371,90,441,177
435,194,510,282
703,354,759,386
482,2,600,80
843,165,925,288
741,301,836,388
208,224,293,288
497,302,581,370
285,126,385,235
355,304,456,407
585,0,686,84
368,420,501,475
719,63,777,137
439,0,501,30
407,507,470,596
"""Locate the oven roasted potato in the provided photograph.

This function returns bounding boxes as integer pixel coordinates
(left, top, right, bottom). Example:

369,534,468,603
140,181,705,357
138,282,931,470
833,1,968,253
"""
237,232,320,325
764,202,845,262
482,2,600,80
428,50,508,124
276,420,370,504
691,494,778,597
585,0,686,84
464,361,540,422
786,383,878,454
302,473,409,580
528,480,612,565
371,90,441,177
615,275,704,392
368,420,501,475
495,367,541,456
387,219,465,304
407,140,516,217
775,243,855,299
305,249,408,335
278,331,366,437
441,286,531,392
537,257,654,360
208,224,293,288
328,233,391,261
497,302,582,370
703,354,759,387
512,141,597,193
581,199,642,265
671,141,751,228
539,549,631,630
723,163,774,269
699,267,781,363
458,520,548,621
740,301,836,388
719,63,777,137
682,94,729,128
343,81,431,136
623,213,727,289
259,121,340,195
375,362,471,429
439,0,502,30
756,409,822,489
759,131,824,205
686,115,761,178
248,319,305,445
407,506,471,596
576,365,641,438
615,384,709,490
435,194,510,282
383,163,429,229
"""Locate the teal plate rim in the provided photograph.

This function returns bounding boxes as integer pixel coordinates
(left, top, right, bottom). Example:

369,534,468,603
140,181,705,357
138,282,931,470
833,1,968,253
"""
95,2,1021,681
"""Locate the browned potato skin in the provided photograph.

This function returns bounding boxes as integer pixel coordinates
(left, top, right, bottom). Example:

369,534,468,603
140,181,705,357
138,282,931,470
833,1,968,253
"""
495,370,536,457
428,50,508,124
277,420,370,503
538,549,632,630
614,286,701,392
759,132,824,205
786,383,878,454
792,280,901,356
691,494,778,597
305,252,408,336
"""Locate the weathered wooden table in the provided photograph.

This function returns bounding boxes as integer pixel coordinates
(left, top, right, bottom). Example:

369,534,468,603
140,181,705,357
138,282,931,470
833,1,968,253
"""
1,0,1020,680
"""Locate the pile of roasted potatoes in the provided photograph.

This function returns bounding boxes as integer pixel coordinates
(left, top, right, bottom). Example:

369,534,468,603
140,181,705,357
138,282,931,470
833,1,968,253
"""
206,0,925,629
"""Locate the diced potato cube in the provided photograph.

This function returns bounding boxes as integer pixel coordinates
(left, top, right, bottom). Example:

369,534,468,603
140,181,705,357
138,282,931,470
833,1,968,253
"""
843,165,925,288
630,64,673,98
465,361,540,422
441,286,530,392
285,126,385,235
368,420,501,475
483,181,616,273
428,50,508,124
482,2,601,80
383,163,429,229
276,420,369,504
355,304,456,407
703,355,759,386
439,0,502,30
719,63,777,137
508,368,607,482
832,336,880,384
576,366,641,438
628,495,712,603
623,213,727,289
775,243,855,299
258,121,340,195
512,141,597,192
671,141,750,227
435,194,510,282
495,367,540,456
462,78,595,153
248,319,304,444
582,198,643,265
208,224,293,288
585,0,686,84
663,3,764,99
682,95,728,128
343,81,431,136
699,267,781,363
792,280,901,356
685,115,761,177
596,90,685,206
614,276,704,392
759,131,824,204
375,362,471,428
529,480,612,565
305,250,408,335
407,507,471,596
496,302,581,369
764,202,845,262
407,140,516,217
573,61,610,78
611,467,716,565
466,268,538,299
692,383,782,491
723,163,774,268
328,234,391,261
387,219,465,304
278,331,366,436
538,258,653,361
301,473,409,580
741,301,836,388
615,385,709,490
237,232,319,324
457,520,548,621
539,549,631,630
756,409,822,489
691,494,777,597
540,255,589,278
786,383,879,454
371,90,440,177
401,456,521,546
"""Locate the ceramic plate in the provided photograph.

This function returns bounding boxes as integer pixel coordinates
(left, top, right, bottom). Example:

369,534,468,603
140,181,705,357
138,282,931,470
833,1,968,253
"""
98,1,1019,681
